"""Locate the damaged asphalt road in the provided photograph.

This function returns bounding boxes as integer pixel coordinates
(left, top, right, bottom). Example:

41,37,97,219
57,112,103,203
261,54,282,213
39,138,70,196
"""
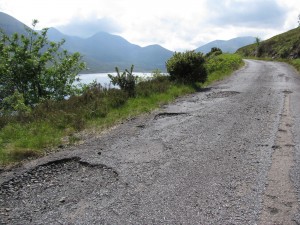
1,60,300,224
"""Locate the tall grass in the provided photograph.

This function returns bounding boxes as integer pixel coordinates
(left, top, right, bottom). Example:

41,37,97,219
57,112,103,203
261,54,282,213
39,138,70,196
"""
0,54,243,165
203,53,244,86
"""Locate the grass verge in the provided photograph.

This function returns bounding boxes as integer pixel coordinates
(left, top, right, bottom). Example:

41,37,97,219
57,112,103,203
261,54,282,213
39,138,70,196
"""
203,53,244,86
288,59,300,72
240,56,300,73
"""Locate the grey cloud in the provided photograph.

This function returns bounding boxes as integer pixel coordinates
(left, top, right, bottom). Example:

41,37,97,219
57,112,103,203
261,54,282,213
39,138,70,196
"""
207,0,288,28
57,17,122,37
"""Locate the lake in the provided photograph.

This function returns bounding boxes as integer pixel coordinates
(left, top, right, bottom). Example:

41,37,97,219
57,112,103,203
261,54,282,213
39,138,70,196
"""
77,72,153,87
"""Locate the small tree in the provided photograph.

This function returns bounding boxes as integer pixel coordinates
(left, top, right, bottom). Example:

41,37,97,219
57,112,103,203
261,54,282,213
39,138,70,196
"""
255,37,261,46
108,65,137,97
166,51,207,84
255,37,263,57
0,20,86,108
206,47,223,57
298,14,300,27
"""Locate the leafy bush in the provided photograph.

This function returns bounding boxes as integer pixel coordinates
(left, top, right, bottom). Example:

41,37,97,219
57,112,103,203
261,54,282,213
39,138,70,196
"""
206,47,223,57
108,65,137,97
166,51,207,84
1,90,31,114
0,20,86,109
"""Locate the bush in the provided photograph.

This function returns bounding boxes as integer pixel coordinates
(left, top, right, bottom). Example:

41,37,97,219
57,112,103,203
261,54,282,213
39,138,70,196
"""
108,65,137,97
166,51,207,84
0,20,86,109
206,47,223,57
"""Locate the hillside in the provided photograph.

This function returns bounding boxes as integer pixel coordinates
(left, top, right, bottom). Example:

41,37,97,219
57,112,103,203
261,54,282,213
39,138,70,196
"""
236,27,300,58
0,12,28,36
0,12,173,72
195,36,256,54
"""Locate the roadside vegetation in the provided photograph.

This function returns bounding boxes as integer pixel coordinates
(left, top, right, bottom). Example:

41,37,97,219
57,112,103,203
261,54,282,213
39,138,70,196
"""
0,24,244,165
236,26,300,73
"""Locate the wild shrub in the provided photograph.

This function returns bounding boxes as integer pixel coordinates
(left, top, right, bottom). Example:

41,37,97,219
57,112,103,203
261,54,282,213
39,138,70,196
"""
105,89,128,108
136,75,171,97
206,47,223,57
166,51,207,84
0,20,85,109
108,65,137,97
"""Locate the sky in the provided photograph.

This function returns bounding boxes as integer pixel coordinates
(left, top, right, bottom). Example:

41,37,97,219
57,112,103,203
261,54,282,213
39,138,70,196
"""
0,0,299,51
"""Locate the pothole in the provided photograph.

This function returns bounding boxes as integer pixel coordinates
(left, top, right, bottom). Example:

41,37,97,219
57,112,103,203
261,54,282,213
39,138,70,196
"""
154,112,188,120
0,157,119,224
282,90,293,94
0,157,118,193
206,91,240,99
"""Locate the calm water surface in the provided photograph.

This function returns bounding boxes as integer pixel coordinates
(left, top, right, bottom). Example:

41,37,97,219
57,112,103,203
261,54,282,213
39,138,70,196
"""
77,72,153,87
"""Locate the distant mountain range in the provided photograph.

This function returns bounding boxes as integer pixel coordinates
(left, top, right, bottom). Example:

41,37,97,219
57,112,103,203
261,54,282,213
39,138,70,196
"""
47,28,174,72
0,12,173,72
195,36,257,54
0,12,256,72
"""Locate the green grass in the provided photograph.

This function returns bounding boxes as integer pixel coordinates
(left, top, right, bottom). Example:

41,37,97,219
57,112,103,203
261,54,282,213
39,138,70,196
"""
0,54,243,165
238,56,300,74
0,122,63,163
289,59,300,72
86,84,194,130
202,53,244,86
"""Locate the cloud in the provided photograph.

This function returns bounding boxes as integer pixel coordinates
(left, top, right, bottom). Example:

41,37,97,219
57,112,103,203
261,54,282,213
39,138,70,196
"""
57,17,122,37
0,0,298,51
206,0,289,28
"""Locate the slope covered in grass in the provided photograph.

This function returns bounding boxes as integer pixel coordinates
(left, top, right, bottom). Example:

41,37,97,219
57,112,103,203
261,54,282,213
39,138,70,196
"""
237,27,300,59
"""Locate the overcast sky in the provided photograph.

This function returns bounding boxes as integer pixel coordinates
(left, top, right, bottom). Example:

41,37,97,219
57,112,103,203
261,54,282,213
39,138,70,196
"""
0,0,299,51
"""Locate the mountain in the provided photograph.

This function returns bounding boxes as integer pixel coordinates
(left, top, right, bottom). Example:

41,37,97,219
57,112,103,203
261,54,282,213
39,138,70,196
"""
195,36,256,54
0,11,29,36
236,27,300,59
0,12,173,72
47,29,174,72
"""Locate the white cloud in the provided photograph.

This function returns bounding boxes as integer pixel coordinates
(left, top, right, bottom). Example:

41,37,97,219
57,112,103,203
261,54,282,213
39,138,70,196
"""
0,0,299,51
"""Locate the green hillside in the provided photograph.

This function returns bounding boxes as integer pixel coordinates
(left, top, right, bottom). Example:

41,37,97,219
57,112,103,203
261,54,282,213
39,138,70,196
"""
236,27,300,59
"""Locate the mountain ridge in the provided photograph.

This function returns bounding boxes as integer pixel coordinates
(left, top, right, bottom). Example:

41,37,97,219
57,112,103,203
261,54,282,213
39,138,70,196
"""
1,11,258,72
0,12,173,72
195,36,256,54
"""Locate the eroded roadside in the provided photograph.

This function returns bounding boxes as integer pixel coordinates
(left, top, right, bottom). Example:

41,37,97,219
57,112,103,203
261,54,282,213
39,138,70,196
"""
259,91,299,225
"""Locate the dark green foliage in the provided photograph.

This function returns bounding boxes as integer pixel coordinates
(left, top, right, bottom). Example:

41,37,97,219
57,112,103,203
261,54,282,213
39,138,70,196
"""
206,47,223,57
0,20,86,109
108,65,137,97
166,51,207,84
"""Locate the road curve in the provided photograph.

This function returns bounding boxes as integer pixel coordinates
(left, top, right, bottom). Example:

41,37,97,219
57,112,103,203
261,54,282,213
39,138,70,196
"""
1,60,300,224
